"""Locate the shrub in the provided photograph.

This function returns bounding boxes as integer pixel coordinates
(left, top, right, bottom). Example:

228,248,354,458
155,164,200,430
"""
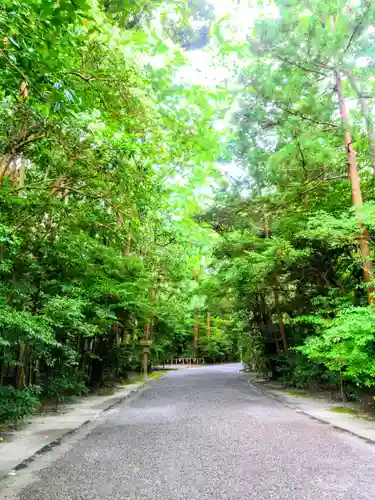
43,373,88,403
0,386,41,424
299,306,375,387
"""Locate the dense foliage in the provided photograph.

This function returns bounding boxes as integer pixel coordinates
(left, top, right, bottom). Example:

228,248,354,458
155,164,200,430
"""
0,0,239,422
202,0,375,399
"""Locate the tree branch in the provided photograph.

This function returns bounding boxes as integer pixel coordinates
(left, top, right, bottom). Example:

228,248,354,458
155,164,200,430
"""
344,3,371,53
275,54,328,77
292,175,348,202
13,134,46,152
69,71,96,82
278,105,338,129
295,137,308,173
125,3,149,30
154,237,176,248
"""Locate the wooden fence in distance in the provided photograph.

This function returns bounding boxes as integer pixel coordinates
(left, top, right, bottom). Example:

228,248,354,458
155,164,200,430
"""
168,358,205,366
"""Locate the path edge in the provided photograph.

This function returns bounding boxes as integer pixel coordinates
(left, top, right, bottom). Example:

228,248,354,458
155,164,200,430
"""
246,376,375,446
2,376,162,480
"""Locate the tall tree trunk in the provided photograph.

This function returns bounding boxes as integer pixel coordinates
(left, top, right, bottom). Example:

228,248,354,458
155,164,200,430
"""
273,288,288,352
194,311,199,352
0,357,5,386
193,271,199,354
258,294,267,337
144,287,154,341
149,314,155,340
301,171,309,208
335,70,373,303
207,312,211,337
16,342,26,389
330,16,373,304
263,218,287,351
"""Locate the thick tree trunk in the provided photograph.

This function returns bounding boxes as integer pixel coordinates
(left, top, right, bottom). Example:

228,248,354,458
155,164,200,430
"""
16,342,26,389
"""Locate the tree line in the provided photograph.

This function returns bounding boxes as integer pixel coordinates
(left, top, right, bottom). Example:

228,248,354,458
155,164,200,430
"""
0,0,240,424
203,0,375,400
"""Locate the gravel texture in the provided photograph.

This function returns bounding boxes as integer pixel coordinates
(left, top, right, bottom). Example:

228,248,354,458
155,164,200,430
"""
13,364,375,499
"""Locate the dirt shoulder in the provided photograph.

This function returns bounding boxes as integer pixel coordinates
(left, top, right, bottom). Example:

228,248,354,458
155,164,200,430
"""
248,376,375,444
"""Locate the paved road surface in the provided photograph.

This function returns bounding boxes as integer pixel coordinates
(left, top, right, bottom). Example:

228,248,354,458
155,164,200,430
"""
6,364,375,499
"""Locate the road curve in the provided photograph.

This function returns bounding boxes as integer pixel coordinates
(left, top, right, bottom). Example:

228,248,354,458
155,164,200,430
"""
10,364,375,499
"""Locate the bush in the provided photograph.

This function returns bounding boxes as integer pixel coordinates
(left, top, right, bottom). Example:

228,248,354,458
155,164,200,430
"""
0,386,41,424
273,352,338,388
43,373,88,403
299,305,375,387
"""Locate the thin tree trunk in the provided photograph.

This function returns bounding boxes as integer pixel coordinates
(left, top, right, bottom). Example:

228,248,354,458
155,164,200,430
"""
303,191,308,209
262,218,287,351
339,372,347,404
273,288,288,352
18,156,25,188
149,314,155,340
301,171,309,208
29,358,33,386
144,287,154,341
0,359,5,386
193,271,199,354
149,289,157,341
263,216,269,237
207,312,211,337
124,233,131,255
258,294,267,338
274,331,280,354
194,311,198,352
144,321,150,340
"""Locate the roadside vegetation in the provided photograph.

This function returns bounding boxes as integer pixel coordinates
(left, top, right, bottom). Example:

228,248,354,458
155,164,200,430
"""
203,0,375,405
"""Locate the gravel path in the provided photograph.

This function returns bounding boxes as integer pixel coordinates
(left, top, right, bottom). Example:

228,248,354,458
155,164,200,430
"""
11,364,375,499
